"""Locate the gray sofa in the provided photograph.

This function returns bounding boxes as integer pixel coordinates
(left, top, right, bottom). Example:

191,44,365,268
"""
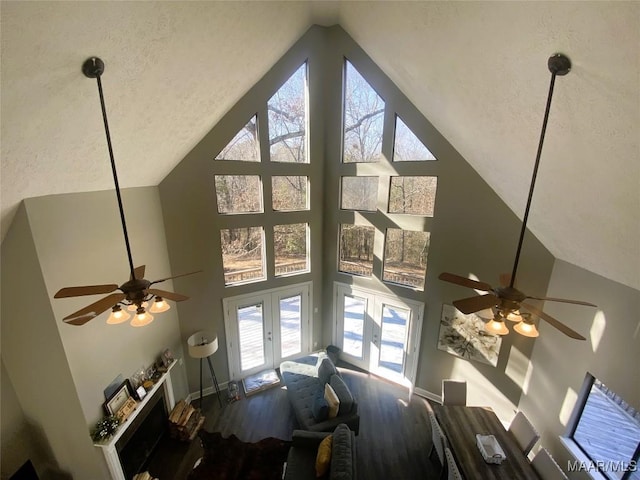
280,352,360,435
283,424,356,480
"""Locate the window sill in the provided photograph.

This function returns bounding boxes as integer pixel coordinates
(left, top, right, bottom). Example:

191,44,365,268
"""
559,436,607,480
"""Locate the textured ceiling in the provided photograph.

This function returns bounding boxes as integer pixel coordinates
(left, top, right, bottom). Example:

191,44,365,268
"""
1,1,638,290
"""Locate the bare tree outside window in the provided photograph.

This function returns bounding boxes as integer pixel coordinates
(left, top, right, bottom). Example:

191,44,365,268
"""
274,223,308,276
383,228,430,289
214,175,262,214
343,60,385,163
268,63,308,163
388,176,437,216
215,116,260,162
393,115,436,161
341,176,378,211
272,176,308,211
220,227,265,285
339,224,375,277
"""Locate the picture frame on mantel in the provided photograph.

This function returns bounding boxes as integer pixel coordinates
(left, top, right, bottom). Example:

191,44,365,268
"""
104,380,133,416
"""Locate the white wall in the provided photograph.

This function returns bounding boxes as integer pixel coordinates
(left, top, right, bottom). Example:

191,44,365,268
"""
518,260,640,478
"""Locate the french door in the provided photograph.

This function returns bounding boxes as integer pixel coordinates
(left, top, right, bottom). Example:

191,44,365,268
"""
223,282,312,380
334,282,423,387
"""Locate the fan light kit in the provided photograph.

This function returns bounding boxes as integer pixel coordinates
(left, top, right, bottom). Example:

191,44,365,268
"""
53,58,201,327
439,53,597,340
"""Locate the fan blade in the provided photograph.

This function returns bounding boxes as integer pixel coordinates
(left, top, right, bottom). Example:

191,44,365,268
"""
453,294,498,314
525,295,597,307
64,315,98,326
148,288,189,302
438,272,494,292
54,284,119,298
149,270,202,286
62,293,126,322
131,265,146,280
521,302,586,340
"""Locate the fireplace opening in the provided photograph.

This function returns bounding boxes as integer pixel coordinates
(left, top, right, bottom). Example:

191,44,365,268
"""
116,387,168,479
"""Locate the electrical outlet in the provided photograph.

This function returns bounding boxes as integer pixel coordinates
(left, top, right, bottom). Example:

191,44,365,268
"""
178,357,183,366
314,342,318,348
314,307,318,313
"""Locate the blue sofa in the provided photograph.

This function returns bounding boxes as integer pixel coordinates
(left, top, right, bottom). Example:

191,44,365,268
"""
280,352,360,435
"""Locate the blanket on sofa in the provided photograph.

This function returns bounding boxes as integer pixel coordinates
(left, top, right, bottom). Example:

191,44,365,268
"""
188,430,291,480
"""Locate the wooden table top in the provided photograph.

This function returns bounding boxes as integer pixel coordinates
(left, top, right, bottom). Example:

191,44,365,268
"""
434,405,540,480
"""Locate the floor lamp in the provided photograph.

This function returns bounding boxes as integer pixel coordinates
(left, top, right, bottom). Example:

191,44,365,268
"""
187,331,223,408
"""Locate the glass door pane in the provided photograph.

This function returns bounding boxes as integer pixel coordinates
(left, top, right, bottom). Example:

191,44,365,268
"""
238,303,266,372
377,304,409,375
343,295,366,359
279,294,302,358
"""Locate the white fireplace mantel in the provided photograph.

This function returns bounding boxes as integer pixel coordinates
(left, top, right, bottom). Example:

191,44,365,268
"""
94,360,177,480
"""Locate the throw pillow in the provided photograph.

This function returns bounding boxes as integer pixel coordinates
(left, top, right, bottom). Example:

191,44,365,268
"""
324,383,340,419
315,434,333,477
318,358,338,386
330,424,353,478
330,374,354,415
312,395,329,421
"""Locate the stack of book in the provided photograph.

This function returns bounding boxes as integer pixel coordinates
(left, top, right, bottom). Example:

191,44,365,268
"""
168,399,205,442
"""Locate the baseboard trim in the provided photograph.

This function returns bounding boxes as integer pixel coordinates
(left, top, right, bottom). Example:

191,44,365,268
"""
413,386,442,404
189,380,228,401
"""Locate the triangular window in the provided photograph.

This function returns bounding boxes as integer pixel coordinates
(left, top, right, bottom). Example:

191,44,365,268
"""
268,63,308,163
393,115,436,161
342,60,385,163
215,115,260,162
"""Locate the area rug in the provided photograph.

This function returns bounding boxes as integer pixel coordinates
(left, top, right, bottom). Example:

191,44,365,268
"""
188,430,290,480
242,369,281,397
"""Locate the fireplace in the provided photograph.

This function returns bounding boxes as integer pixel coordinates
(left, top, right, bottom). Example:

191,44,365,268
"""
94,361,177,480
116,386,167,479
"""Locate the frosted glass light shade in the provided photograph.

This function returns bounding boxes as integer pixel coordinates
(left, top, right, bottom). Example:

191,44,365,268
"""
188,331,218,358
131,308,154,327
506,310,523,322
486,318,509,335
127,301,148,312
514,320,540,338
107,305,130,325
149,297,170,313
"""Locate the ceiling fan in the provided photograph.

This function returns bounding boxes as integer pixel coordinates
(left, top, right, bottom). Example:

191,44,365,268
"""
438,53,596,340
54,57,200,327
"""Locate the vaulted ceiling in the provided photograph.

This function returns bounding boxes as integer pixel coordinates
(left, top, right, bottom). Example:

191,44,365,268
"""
1,1,638,290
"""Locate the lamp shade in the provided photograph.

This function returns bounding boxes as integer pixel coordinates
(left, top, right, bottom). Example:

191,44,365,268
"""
188,331,218,359
149,297,170,313
514,319,540,338
485,318,509,335
107,305,130,324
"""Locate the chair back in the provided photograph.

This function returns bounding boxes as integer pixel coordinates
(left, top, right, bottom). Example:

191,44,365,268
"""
428,410,448,464
531,448,568,480
442,379,467,406
444,447,463,480
508,411,540,456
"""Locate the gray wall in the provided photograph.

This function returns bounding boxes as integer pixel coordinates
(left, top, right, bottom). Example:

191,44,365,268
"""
159,27,327,394
518,260,640,478
1,187,189,477
1,203,92,478
160,25,555,421
320,26,554,419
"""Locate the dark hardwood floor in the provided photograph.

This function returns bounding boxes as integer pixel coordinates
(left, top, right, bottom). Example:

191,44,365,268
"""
146,362,441,479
